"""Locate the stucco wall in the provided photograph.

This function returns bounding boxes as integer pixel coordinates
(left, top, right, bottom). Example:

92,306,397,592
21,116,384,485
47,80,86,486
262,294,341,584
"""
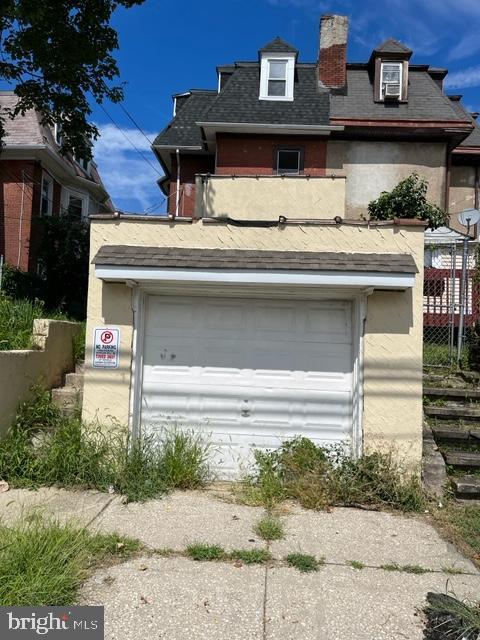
200,175,346,219
83,218,424,468
326,140,447,219
449,165,476,234
0,319,81,436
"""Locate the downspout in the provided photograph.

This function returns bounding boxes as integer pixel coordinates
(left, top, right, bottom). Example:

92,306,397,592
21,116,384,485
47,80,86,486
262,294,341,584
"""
175,148,181,217
444,146,451,215
17,170,26,269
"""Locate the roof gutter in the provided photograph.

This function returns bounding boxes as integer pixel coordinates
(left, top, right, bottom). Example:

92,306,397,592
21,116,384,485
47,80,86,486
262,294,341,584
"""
197,122,344,134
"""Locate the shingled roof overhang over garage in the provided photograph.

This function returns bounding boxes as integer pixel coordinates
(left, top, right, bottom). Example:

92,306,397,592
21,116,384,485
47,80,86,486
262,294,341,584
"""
93,246,418,291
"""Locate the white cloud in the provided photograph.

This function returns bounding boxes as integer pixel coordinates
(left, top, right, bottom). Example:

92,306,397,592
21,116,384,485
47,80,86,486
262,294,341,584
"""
93,123,164,213
444,65,480,89
448,33,480,61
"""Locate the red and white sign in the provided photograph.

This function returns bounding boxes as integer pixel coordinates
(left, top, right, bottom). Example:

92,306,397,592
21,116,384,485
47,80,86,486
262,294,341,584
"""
93,327,120,368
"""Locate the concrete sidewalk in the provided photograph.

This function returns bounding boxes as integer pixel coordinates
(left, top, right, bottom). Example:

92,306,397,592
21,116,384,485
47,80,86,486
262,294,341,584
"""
1,487,479,639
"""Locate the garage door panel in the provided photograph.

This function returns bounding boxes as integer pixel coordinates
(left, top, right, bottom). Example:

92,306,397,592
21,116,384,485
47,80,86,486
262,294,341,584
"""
141,295,354,478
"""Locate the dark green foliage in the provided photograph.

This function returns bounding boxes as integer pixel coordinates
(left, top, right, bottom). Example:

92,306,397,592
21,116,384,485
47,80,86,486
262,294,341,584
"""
243,437,425,512
0,265,42,301
368,173,449,229
0,390,213,502
37,213,90,318
0,0,146,159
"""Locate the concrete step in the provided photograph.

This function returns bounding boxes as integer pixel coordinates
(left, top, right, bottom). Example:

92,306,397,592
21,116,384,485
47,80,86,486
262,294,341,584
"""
51,387,83,415
451,475,480,499
424,387,480,401
65,372,84,391
424,405,480,421
443,451,480,470
432,425,480,445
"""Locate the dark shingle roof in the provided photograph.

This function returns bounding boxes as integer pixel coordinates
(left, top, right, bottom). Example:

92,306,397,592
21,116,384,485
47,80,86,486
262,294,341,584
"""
330,68,467,121
448,97,480,148
198,65,330,126
93,245,418,274
259,37,298,54
153,91,217,147
374,39,412,55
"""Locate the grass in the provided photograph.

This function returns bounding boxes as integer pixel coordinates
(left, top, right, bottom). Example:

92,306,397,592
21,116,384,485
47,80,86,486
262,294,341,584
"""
0,514,140,606
72,321,86,363
229,549,271,564
185,543,225,561
285,553,322,573
0,295,68,351
378,563,430,574
254,516,284,541
240,437,425,512
432,504,480,561
424,592,480,640
349,560,365,570
0,390,213,502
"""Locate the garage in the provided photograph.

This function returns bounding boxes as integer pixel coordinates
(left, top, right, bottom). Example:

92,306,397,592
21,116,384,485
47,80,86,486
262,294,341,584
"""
89,236,421,473
140,294,354,476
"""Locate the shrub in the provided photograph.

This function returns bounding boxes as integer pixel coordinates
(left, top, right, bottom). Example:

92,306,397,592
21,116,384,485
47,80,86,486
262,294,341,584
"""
368,173,448,229
254,517,284,541
424,592,480,640
242,437,425,512
0,514,140,606
0,390,213,502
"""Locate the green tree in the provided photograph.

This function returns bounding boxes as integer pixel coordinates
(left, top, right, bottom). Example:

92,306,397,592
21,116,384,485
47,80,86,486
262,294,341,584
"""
368,173,449,229
0,0,145,159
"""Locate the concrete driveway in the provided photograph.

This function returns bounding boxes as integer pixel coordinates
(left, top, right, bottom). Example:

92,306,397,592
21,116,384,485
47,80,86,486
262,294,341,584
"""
1,488,479,639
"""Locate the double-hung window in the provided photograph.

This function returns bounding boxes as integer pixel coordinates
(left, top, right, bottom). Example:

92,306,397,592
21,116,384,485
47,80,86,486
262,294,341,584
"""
380,62,402,99
259,54,295,101
40,173,53,216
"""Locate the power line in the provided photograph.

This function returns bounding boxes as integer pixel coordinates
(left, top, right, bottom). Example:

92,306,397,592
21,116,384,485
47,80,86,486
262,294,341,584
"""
98,104,162,177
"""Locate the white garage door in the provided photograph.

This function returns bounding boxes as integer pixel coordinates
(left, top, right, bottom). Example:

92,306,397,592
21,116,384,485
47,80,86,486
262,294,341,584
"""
140,294,354,478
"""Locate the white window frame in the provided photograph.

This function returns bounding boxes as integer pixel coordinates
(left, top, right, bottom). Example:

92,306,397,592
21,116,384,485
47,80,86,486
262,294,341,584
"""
276,149,301,175
61,188,89,219
39,172,53,217
380,61,403,100
259,53,295,102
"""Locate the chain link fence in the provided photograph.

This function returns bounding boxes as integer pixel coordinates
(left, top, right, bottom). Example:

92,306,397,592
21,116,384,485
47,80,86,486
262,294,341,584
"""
423,242,478,369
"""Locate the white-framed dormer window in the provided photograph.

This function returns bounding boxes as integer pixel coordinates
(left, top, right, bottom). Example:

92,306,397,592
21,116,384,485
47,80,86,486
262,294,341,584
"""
40,172,53,216
260,54,295,101
380,62,402,100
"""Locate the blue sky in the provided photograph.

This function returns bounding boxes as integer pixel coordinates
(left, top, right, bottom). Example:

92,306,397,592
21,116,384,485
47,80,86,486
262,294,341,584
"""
88,0,479,212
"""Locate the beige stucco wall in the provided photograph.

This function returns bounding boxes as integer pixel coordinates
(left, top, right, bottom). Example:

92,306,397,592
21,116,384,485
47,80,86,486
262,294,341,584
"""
327,140,447,219
201,175,346,219
0,319,81,436
83,218,424,468
449,165,476,233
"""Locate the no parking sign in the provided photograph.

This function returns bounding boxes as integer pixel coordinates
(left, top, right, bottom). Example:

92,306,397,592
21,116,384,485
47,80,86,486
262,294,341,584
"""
93,328,120,368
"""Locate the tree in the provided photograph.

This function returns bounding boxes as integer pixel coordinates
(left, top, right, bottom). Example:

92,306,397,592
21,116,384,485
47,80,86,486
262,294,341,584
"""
368,173,449,229
0,0,145,159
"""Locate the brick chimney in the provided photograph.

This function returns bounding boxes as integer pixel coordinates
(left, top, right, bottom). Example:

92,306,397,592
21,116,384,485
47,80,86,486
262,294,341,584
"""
318,14,349,89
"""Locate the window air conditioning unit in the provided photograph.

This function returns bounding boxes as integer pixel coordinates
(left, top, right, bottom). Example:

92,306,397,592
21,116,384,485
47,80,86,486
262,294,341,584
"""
384,83,401,99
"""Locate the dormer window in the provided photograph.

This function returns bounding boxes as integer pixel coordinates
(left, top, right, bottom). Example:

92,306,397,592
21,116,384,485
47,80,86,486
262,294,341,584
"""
380,62,402,100
258,36,297,102
267,60,288,97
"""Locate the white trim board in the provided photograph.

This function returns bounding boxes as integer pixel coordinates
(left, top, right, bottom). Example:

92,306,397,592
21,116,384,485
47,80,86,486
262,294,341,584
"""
95,265,415,291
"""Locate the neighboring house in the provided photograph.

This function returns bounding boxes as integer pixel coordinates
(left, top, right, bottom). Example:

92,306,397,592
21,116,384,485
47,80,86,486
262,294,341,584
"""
0,91,113,273
82,15,434,477
152,18,474,222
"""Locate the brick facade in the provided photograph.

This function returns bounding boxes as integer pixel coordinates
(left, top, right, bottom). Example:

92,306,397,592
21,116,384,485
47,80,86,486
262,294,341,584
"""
0,159,60,272
168,154,215,216
216,134,328,176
